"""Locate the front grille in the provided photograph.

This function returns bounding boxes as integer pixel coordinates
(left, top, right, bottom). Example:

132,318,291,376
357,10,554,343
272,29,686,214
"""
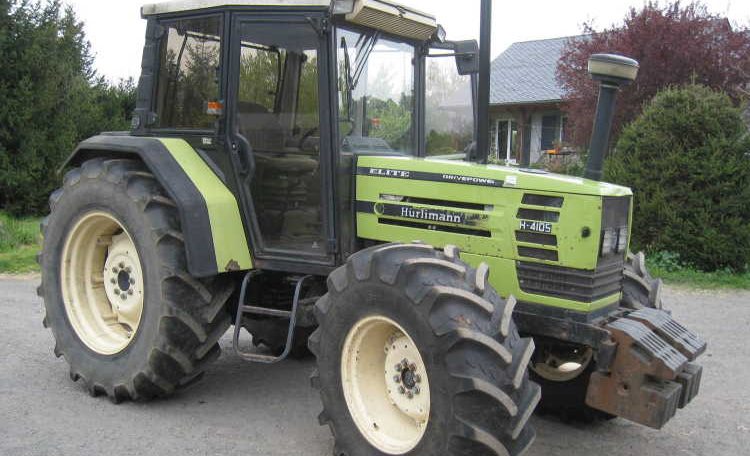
517,260,624,303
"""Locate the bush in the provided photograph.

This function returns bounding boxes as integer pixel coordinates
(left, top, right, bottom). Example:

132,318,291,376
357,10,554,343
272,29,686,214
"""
0,1,136,216
605,85,750,272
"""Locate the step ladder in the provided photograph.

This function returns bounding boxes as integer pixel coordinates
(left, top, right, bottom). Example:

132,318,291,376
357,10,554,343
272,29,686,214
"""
232,272,312,364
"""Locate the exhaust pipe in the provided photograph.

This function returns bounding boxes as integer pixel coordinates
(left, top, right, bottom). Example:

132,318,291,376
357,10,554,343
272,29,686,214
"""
584,54,639,181
475,0,492,164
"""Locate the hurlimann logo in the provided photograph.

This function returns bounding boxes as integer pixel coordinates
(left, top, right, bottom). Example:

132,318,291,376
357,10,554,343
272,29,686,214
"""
399,206,463,224
440,174,498,186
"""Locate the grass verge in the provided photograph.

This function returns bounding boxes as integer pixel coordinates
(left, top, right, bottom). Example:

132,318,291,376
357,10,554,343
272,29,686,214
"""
0,212,41,274
646,253,750,290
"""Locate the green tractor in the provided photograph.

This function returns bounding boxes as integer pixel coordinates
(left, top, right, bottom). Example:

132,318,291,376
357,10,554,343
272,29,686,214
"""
37,1,706,454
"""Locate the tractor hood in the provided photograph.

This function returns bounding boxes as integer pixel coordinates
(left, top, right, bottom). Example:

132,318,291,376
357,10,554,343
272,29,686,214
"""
356,155,632,197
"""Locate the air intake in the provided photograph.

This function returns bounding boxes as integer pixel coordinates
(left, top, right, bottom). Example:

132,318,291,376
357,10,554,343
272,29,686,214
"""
343,0,437,41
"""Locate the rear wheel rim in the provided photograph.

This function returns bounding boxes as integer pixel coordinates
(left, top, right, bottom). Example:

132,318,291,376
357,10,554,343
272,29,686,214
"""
341,315,430,455
60,211,144,355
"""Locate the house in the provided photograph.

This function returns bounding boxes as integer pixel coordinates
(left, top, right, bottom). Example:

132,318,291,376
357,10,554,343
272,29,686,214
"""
490,36,581,164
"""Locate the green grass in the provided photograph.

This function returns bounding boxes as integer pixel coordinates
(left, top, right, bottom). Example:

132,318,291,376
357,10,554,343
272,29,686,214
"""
646,252,750,290
0,212,41,274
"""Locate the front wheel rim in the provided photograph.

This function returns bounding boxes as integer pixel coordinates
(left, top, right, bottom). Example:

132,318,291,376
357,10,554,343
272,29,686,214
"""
341,315,430,455
531,344,593,382
60,211,145,355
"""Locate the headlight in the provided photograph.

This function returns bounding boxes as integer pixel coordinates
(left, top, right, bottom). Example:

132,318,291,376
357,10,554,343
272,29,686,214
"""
601,228,617,256
617,226,629,253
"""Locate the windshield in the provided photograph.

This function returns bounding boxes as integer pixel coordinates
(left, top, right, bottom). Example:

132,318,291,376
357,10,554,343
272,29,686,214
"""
336,28,415,155
425,50,474,157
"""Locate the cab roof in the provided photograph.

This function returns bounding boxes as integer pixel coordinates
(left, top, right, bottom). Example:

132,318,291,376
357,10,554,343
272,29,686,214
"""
142,1,332,16
141,0,438,41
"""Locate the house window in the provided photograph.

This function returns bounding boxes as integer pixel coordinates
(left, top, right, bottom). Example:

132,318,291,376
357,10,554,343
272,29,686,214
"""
541,114,560,151
496,119,517,163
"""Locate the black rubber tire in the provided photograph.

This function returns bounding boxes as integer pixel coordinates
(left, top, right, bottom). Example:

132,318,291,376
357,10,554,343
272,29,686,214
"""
37,158,234,402
309,243,540,456
622,251,663,310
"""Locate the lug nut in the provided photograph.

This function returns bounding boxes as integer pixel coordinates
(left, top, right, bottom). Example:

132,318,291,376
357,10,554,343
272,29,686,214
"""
409,363,417,372
395,364,402,372
120,293,127,300
114,288,120,294
414,386,420,395
393,375,400,384
406,391,414,399
399,386,405,394
130,278,135,284
415,374,421,384
112,267,118,273
125,267,132,273
128,289,134,295
119,262,125,268
110,278,117,284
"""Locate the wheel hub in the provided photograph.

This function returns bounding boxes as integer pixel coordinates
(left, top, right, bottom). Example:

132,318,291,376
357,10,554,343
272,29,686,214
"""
102,232,144,334
384,336,429,422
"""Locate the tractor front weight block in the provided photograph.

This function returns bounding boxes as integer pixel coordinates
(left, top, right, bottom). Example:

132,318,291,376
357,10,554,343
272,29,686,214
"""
585,309,706,429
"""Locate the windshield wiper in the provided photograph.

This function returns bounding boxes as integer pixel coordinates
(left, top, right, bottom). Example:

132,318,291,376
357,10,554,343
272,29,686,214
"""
352,31,380,90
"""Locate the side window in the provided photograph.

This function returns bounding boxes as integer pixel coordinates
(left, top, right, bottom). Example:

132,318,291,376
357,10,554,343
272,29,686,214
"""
155,16,222,129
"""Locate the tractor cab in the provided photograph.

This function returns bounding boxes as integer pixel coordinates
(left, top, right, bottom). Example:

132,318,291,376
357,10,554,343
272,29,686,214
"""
134,0,476,269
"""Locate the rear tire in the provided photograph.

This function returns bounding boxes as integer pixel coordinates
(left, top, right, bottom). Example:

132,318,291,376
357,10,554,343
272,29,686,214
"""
38,158,233,402
310,243,540,456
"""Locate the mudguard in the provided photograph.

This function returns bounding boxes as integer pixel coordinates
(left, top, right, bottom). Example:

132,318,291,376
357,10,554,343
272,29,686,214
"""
62,135,253,278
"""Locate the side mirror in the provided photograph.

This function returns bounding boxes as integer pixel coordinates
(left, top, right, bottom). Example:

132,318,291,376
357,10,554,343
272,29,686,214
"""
453,40,480,75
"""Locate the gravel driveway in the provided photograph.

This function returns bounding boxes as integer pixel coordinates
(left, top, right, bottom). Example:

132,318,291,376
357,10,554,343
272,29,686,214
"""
1,277,748,456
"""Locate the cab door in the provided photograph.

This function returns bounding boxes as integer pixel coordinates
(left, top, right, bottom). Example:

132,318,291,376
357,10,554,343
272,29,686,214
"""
225,12,336,270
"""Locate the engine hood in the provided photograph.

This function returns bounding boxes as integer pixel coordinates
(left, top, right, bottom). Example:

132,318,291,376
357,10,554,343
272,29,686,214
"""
356,155,632,197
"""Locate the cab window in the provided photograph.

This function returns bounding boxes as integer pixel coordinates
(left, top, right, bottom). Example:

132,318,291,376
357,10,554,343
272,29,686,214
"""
155,16,222,130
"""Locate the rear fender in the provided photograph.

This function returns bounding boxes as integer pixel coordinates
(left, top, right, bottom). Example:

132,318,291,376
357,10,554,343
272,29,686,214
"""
62,135,253,278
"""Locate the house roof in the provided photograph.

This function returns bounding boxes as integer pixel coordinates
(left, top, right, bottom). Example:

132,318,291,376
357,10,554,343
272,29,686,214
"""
491,36,580,106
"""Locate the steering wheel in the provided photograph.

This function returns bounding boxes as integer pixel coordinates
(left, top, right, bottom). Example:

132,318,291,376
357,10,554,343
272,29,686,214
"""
298,126,319,150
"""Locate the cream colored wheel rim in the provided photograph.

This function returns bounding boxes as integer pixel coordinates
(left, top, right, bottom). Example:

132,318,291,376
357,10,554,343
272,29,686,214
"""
531,345,593,382
60,211,144,355
341,315,430,455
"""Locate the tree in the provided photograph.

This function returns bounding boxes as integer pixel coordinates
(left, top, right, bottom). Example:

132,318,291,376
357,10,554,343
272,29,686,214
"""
0,0,135,215
557,1,750,147
604,85,750,272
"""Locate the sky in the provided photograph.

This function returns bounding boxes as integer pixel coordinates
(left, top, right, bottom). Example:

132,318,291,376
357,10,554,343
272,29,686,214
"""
66,0,750,82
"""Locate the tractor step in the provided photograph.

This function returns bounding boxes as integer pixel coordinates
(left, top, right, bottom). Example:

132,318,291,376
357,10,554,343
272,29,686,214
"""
586,309,706,429
232,272,312,364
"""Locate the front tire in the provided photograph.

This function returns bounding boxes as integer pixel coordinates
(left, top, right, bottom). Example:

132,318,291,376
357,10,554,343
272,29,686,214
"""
310,243,540,456
38,158,234,402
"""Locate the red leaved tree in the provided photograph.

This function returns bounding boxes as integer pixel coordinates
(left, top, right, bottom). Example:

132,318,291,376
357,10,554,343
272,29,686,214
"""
557,1,750,147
